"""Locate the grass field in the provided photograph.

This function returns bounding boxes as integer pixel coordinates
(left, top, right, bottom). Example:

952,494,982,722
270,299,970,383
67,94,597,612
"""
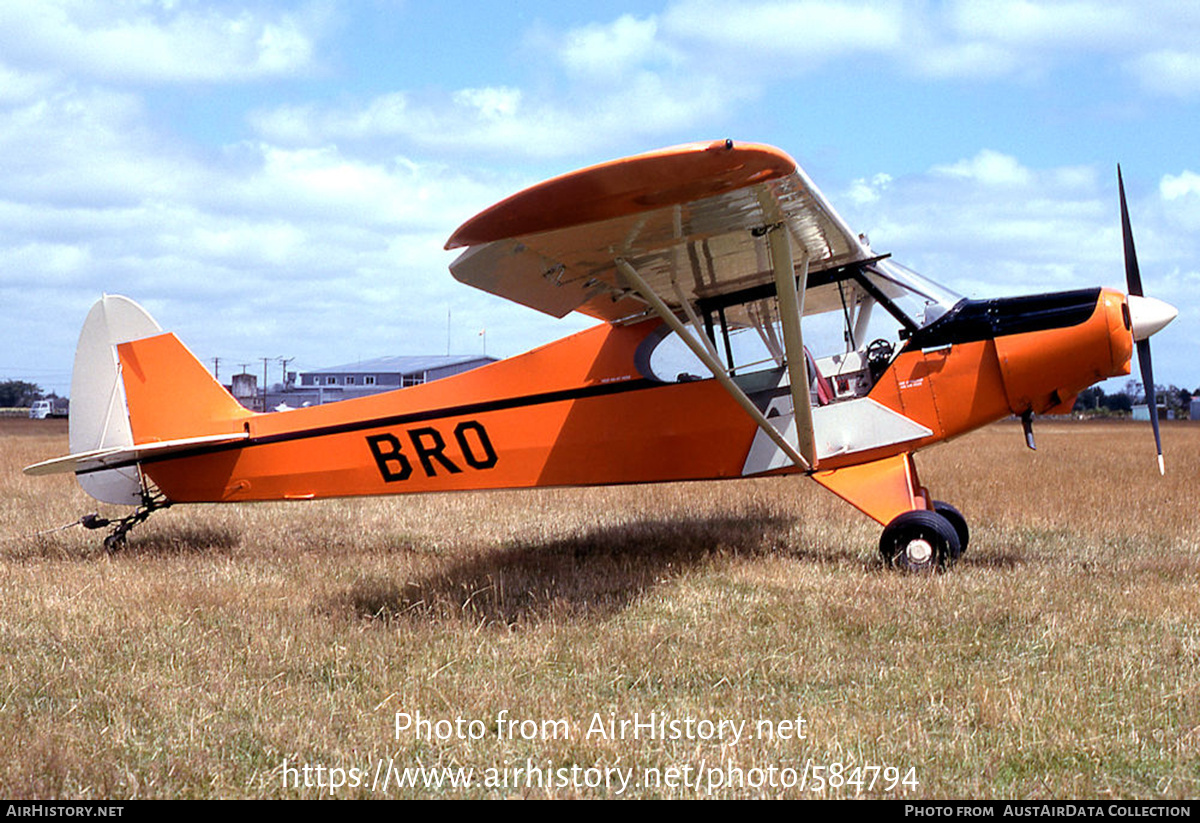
2,417,1198,799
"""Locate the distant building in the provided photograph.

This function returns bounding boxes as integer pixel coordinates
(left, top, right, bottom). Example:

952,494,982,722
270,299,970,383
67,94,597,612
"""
230,373,262,412
1132,403,1170,421
300,354,496,393
256,355,497,410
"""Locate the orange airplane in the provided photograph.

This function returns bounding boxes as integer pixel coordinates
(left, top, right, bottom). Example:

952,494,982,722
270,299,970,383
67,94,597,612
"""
25,140,1178,571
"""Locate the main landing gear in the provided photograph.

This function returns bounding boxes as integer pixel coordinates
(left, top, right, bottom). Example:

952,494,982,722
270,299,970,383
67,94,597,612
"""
879,501,969,573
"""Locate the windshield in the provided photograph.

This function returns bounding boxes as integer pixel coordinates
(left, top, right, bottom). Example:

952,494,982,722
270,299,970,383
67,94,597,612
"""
864,259,963,329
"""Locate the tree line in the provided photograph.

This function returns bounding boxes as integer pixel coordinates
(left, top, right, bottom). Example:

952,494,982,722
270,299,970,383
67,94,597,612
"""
0,380,47,408
1074,382,1194,418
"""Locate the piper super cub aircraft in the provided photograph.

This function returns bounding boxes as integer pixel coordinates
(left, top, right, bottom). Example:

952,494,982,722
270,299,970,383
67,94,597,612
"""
26,140,1178,571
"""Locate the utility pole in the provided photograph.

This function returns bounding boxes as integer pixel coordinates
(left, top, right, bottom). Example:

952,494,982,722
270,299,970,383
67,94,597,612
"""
277,356,294,390
210,357,220,381
237,362,251,409
261,357,272,412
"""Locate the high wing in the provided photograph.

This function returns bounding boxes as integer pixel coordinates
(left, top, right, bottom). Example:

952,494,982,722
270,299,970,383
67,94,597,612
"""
447,140,876,471
445,139,873,326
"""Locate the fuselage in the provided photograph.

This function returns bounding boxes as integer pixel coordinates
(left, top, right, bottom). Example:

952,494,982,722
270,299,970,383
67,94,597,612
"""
132,285,1133,504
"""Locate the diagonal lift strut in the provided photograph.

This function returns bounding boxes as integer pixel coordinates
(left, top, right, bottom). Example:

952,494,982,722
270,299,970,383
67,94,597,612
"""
614,245,816,472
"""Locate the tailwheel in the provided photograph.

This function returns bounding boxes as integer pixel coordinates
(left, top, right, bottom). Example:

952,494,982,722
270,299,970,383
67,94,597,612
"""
80,487,172,552
879,509,962,573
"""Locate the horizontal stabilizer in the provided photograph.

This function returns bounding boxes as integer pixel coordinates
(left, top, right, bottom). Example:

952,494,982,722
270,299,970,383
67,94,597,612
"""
23,432,250,477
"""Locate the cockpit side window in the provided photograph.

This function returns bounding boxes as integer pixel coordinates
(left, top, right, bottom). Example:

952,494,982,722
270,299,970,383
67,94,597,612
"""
636,259,962,403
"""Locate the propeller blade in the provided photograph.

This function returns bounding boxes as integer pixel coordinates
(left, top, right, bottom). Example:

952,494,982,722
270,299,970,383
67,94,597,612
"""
1137,339,1165,475
1120,166,1166,474
1118,164,1144,297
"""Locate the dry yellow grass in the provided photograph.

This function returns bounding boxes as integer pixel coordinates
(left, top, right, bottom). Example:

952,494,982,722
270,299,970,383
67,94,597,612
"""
2,417,1198,798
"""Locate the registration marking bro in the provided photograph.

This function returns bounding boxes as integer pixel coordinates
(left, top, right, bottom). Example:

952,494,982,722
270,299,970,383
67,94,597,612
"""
366,420,498,482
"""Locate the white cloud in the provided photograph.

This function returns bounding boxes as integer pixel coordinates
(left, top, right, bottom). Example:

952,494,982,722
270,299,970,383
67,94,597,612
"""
249,92,407,145
932,150,1035,187
1158,171,1200,234
251,69,742,159
0,242,92,285
1127,50,1200,97
906,40,1023,80
0,63,57,103
945,1,1200,94
839,154,1196,397
0,72,578,394
835,153,1196,390
843,154,1119,297
1160,171,1200,201
657,0,1200,93
452,87,523,120
662,0,903,69
0,87,193,207
253,17,315,74
847,173,893,206
946,0,1138,50
243,1,1200,167
559,14,671,80
0,1,319,84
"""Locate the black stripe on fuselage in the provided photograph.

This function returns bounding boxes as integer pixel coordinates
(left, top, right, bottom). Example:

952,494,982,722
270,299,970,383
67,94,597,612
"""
75,377,667,477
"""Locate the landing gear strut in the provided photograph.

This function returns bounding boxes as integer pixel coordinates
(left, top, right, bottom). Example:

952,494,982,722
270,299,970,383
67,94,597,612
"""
879,504,968,572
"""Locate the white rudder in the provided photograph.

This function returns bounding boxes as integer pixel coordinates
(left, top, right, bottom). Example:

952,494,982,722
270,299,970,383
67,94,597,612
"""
69,295,162,505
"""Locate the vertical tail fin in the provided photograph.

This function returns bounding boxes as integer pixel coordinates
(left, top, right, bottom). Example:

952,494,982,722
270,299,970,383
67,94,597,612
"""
118,330,253,443
66,295,252,505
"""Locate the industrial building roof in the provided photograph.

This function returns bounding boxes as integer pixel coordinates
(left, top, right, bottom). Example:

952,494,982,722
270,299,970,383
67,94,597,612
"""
304,355,495,375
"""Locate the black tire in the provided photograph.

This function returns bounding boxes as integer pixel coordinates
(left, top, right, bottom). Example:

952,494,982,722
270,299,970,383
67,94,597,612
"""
932,500,969,558
879,509,961,573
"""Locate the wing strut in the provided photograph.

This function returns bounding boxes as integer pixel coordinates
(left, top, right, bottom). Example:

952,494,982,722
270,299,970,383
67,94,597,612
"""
768,224,817,467
671,277,722,362
614,257,812,472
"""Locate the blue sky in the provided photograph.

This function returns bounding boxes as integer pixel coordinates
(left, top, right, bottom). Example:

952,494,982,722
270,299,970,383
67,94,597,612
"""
1,0,1197,398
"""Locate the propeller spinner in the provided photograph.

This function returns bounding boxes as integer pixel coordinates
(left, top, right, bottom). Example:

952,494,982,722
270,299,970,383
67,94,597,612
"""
1118,165,1178,475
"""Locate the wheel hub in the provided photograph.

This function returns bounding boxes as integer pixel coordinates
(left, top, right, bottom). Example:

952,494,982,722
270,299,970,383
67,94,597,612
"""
904,538,933,565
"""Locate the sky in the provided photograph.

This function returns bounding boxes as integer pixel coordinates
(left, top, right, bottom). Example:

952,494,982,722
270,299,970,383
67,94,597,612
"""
1,0,1197,399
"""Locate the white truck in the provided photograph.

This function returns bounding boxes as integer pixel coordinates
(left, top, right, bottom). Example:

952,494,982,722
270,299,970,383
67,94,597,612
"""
28,400,66,419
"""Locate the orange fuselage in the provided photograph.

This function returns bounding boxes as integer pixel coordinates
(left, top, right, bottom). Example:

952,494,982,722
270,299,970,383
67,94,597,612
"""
120,288,1132,505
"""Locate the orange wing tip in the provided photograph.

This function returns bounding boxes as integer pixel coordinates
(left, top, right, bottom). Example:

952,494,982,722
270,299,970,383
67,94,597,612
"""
444,139,798,250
